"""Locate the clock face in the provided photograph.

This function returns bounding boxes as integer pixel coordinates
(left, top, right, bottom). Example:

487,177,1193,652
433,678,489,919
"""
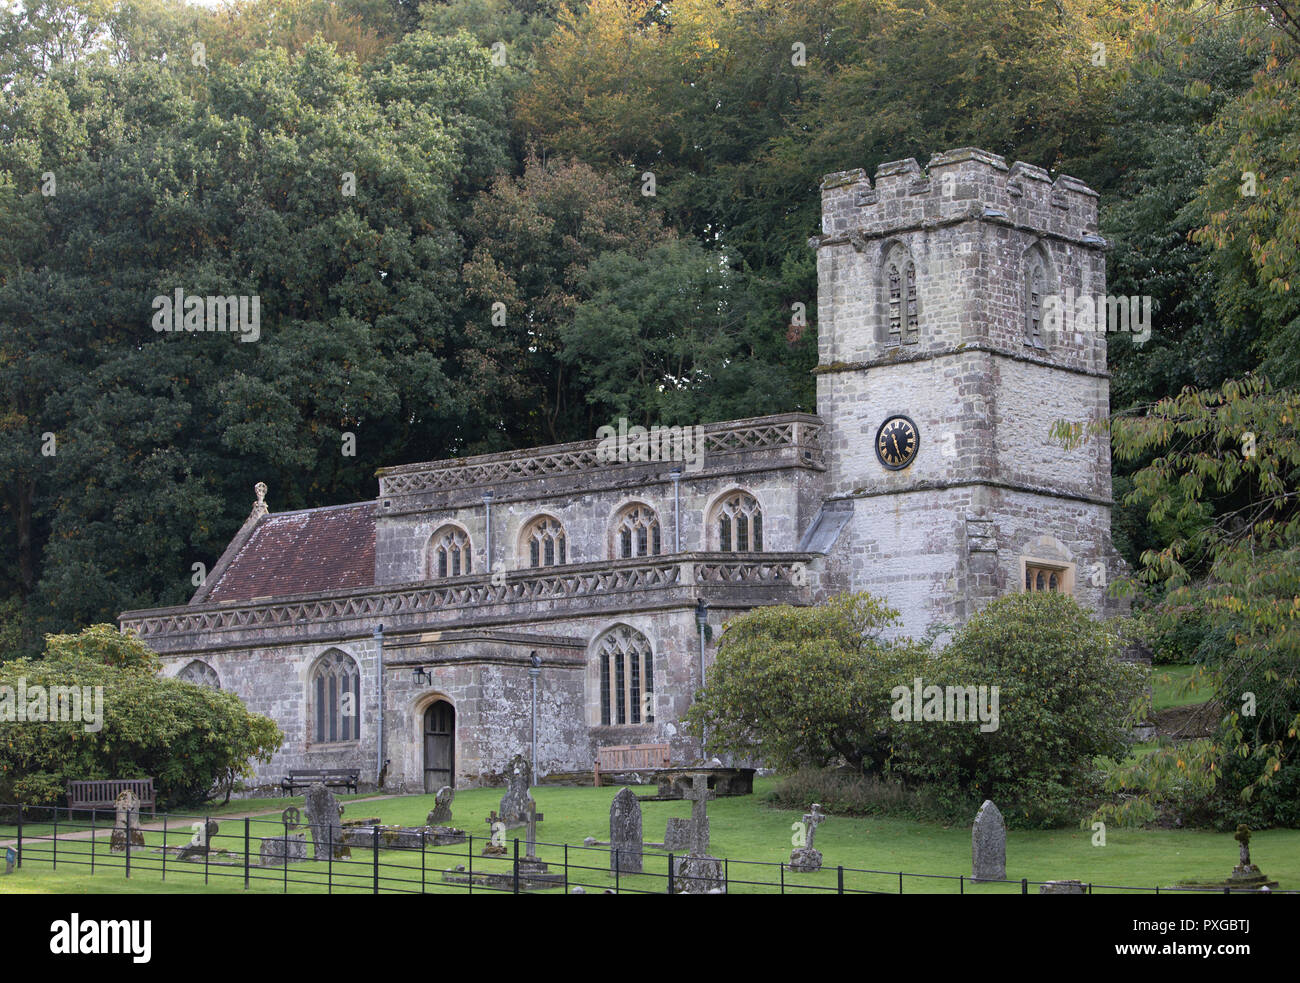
875,415,919,470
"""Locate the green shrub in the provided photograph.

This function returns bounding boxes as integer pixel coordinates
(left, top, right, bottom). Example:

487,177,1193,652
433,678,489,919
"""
0,625,282,808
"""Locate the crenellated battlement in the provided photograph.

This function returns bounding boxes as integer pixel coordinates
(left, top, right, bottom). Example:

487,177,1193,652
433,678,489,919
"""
815,147,1101,248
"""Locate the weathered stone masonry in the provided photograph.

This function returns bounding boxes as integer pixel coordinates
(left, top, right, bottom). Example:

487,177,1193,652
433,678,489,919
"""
121,147,1126,791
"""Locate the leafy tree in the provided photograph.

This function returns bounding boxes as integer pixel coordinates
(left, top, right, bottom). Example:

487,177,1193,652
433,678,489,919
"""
684,593,928,772
895,591,1146,827
0,624,282,806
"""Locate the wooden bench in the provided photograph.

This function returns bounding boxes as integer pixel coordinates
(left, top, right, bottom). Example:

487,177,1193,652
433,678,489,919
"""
280,768,360,795
66,779,156,817
593,743,670,787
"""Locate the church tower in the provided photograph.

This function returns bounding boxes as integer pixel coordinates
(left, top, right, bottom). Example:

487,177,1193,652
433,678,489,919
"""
810,147,1123,634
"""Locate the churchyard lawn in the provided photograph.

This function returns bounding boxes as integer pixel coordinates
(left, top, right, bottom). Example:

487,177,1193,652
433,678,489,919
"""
3,778,1297,894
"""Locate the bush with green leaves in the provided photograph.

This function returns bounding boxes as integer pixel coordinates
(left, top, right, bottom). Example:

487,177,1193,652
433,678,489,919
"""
0,625,281,808
893,592,1147,827
683,593,928,773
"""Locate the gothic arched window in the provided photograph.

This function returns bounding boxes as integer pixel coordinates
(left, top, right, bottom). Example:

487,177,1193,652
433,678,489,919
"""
178,660,220,690
612,503,662,559
713,492,763,552
310,650,361,744
429,525,472,579
522,515,567,568
883,246,919,347
1025,261,1046,349
595,626,655,726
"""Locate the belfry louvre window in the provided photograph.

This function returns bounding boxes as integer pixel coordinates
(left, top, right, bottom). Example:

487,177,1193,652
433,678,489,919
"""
523,516,567,568
887,261,919,345
614,504,661,559
312,651,360,743
430,525,471,578
597,627,654,726
715,492,763,552
1026,264,1046,348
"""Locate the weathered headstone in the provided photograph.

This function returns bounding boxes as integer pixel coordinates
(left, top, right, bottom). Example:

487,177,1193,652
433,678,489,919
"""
110,790,146,852
671,773,724,893
176,819,219,861
1039,880,1086,894
789,803,827,873
260,831,308,866
482,810,508,856
304,782,350,860
498,753,533,827
428,786,455,825
971,800,1006,882
610,787,643,874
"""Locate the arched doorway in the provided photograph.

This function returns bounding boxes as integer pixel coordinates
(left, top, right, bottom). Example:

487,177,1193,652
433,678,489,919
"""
423,701,455,792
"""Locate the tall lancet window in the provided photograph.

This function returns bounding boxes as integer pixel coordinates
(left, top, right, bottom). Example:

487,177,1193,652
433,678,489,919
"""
885,255,919,346
1026,262,1046,349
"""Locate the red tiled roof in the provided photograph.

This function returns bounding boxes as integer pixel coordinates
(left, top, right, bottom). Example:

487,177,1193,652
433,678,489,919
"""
204,503,375,603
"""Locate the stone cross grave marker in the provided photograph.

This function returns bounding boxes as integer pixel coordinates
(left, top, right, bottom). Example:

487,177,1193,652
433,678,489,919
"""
610,787,643,874
971,800,1006,882
789,803,827,873
483,810,508,856
524,800,544,861
682,773,715,857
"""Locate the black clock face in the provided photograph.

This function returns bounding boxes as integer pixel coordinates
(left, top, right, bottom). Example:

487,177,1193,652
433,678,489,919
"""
875,415,919,470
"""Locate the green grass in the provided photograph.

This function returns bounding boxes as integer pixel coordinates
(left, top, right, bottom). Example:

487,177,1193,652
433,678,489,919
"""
3,779,1296,895
1150,664,1215,711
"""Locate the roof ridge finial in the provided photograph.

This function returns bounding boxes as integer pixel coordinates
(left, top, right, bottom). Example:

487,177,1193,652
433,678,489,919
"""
250,481,269,520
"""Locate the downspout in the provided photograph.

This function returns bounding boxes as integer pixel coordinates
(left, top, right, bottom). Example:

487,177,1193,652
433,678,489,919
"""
483,490,494,572
374,624,384,787
670,467,682,552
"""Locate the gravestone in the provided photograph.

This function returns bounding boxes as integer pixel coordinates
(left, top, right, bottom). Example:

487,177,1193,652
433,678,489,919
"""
1225,825,1277,889
3,845,14,875
789,803,827,873
518,799,550,874
671,773,724,893
482,810,508,856
610,787,643,874
110,790,146,852
260,832,308,866
304,783,350,860
175,819,219,861
971,800,1006,882
498,754,533,828
1040,880,1086,894
428,786,455,825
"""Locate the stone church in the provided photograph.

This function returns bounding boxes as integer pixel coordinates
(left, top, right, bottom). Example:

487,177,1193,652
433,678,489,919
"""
120,147,1126,793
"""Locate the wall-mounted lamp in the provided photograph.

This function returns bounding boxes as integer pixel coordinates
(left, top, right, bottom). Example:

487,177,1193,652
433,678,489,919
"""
412,666,433,686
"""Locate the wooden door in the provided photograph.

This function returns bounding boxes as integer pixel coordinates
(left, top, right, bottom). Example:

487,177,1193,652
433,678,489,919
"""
423,702,455,793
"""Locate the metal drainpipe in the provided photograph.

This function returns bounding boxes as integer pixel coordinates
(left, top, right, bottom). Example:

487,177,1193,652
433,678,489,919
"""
483,490,494,572
374,624,385,788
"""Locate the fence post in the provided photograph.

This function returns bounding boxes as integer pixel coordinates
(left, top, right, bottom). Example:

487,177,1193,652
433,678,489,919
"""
1022,878,1028,894
960,874,963,895
724,858,729,894
837,865,844,895
614,847,620,894
780,862,784,894
90,809,95,874
52,807,57,870
899,871,903,894
160,815,165,882
421,830,426,895
667,853,674,894
243,817,250,889
564,843,568,893
204,816,210,886
468,833,473,896
373,825,380,895
14,805,21,870
327,825,333,895
125,813,132,880
513,838,520,895
283,817,289,893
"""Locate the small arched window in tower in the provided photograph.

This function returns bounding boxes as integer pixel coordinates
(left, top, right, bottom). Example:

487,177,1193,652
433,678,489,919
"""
886,259,919,346
429,525,471,579
1025,263,1046,349
714,492,763,552
613,504,661,559
1024,563,1068,594
596,626,654,726
523,516,567,568
310,650,361,744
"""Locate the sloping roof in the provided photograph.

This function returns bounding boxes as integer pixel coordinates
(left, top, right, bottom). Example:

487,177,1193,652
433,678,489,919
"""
204,502,376,603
